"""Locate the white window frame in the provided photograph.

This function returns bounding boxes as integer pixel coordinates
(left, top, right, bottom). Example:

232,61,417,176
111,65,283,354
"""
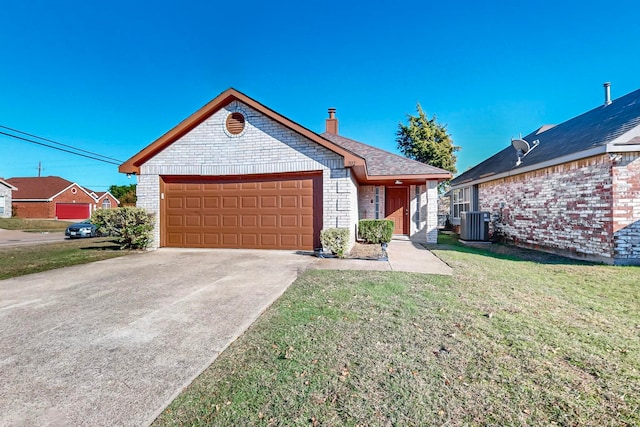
101,198,111,209
452,187,471,220
0,195,4,215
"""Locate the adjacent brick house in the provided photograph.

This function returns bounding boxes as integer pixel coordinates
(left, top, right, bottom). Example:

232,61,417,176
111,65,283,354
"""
0,178,17,218
119,88,451,250
450,84,640,265
6,176,120,220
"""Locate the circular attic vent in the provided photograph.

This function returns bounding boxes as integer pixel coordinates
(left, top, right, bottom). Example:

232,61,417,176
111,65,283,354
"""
225,112,245,135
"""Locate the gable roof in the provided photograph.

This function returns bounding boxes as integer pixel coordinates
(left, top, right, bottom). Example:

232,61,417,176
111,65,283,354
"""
451,87,640,186
92,191,120,204
322,132,451,182
6,176,93,201
119,88,365,175
119,88,452,184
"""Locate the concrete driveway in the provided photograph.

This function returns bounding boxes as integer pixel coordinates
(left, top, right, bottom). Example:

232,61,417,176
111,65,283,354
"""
0,249,316,427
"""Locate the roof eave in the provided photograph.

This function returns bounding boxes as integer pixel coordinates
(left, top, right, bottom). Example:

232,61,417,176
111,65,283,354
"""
119,88,366,174
451,145,608,189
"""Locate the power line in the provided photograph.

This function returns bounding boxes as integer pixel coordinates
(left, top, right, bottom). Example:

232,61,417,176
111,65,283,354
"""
0,125,124,163
0,131,122,165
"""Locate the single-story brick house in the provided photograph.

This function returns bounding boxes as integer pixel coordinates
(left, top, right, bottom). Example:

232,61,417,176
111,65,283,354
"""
6,176,120,220
450,84,640,265
119,88,451,250
0,178,17,218
89,191,120,211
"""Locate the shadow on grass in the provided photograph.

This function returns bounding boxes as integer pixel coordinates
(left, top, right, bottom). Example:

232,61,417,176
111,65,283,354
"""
427,232,597,266
78,238,122,251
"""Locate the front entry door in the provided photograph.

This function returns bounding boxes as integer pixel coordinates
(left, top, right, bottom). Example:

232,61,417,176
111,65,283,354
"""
385,187,408,235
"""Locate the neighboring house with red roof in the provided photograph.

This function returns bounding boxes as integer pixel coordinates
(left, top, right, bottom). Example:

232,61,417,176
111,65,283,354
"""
119,88,451,251
5,176,119,220
0,178,17,218
450,84,640,265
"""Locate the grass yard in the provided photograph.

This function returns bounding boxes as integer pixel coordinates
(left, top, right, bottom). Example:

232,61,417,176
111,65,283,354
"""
0,217,73,232
0,238,130,279
154,235,640,426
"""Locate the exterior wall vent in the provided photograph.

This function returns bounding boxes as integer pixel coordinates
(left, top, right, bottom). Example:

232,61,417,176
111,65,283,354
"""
460,211,490,241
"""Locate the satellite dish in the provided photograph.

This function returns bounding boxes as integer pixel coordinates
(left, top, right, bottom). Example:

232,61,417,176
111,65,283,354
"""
511,138,530,166
511,138,530,154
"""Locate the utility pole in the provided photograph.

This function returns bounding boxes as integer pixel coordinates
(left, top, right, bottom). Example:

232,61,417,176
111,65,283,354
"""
37,161,44,177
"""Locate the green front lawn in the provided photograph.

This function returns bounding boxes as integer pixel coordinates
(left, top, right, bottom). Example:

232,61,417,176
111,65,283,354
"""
0,217,72,232
0,238,131,279
154,236,640,426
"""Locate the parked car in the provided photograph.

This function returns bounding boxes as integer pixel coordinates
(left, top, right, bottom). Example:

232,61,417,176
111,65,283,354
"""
65,222,98,238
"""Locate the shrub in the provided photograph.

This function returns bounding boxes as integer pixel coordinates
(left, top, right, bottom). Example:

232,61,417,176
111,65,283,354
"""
91,207,155,250
358,219,394,244
320,228,350,258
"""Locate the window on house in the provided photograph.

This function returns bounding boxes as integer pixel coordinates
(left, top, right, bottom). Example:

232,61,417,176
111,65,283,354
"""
452,187,471,219
0,195,4,215
102,198,111,209
374,187,380,219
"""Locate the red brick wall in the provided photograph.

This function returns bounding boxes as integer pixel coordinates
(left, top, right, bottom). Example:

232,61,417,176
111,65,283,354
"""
13,185,96,219
612,153,640,263
479,154,617,263
12,201,51,219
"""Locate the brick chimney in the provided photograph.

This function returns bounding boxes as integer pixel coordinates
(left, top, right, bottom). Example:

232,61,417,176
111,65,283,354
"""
325,108,338,134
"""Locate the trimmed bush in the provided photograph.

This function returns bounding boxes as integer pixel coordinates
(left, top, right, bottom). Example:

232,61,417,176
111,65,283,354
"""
91,207,155,250
358,219,394,244
320,228,350,258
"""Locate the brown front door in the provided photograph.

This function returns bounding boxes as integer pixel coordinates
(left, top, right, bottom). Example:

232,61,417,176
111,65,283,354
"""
385,187,408,235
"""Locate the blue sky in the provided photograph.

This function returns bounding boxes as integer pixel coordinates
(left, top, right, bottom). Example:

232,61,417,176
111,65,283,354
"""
1,0,639,191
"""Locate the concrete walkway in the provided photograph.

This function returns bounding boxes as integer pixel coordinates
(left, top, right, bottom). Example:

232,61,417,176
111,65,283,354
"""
311,239,453,275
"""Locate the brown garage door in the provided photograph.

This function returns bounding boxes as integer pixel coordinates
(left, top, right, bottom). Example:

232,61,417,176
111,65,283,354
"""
161,173,321,250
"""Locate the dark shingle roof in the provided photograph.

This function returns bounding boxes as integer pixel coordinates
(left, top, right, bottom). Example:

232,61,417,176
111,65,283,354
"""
451,87,640,185
321,132,450,177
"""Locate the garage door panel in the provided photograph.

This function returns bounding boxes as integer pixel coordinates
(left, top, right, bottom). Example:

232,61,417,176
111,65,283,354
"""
203,197,219,209
280,215,298,227
167,198,183,209
222,197,238,208
261,215,277,227
203,233,219,245
185,215,201,227
241,196,257,208
280,196,298,208
260,196,277,208
185,233,202,245
222,234,238,246
242,215,258,227
203,215,219,227
163,174,319,250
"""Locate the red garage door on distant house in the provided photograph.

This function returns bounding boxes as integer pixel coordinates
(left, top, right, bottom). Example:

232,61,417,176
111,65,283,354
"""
55,203,90,220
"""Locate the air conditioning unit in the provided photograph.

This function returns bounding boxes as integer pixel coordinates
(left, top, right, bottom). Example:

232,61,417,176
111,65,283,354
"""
460,211,490,241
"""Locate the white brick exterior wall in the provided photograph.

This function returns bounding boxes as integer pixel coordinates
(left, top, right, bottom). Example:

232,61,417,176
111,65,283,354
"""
357,181,438,244
0,185,12,218
136,100,357,249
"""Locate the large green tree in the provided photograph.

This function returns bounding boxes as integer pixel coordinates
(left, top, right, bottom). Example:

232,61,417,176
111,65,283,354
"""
396,103,459,174
109,184,136,204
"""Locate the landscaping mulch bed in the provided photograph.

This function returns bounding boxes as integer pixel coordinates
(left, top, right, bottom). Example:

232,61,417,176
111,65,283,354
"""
347,242,386,260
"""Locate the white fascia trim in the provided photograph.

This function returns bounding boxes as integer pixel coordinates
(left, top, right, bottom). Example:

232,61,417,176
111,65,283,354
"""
450,145,607,190
50,183,99,201
12,198,52,202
